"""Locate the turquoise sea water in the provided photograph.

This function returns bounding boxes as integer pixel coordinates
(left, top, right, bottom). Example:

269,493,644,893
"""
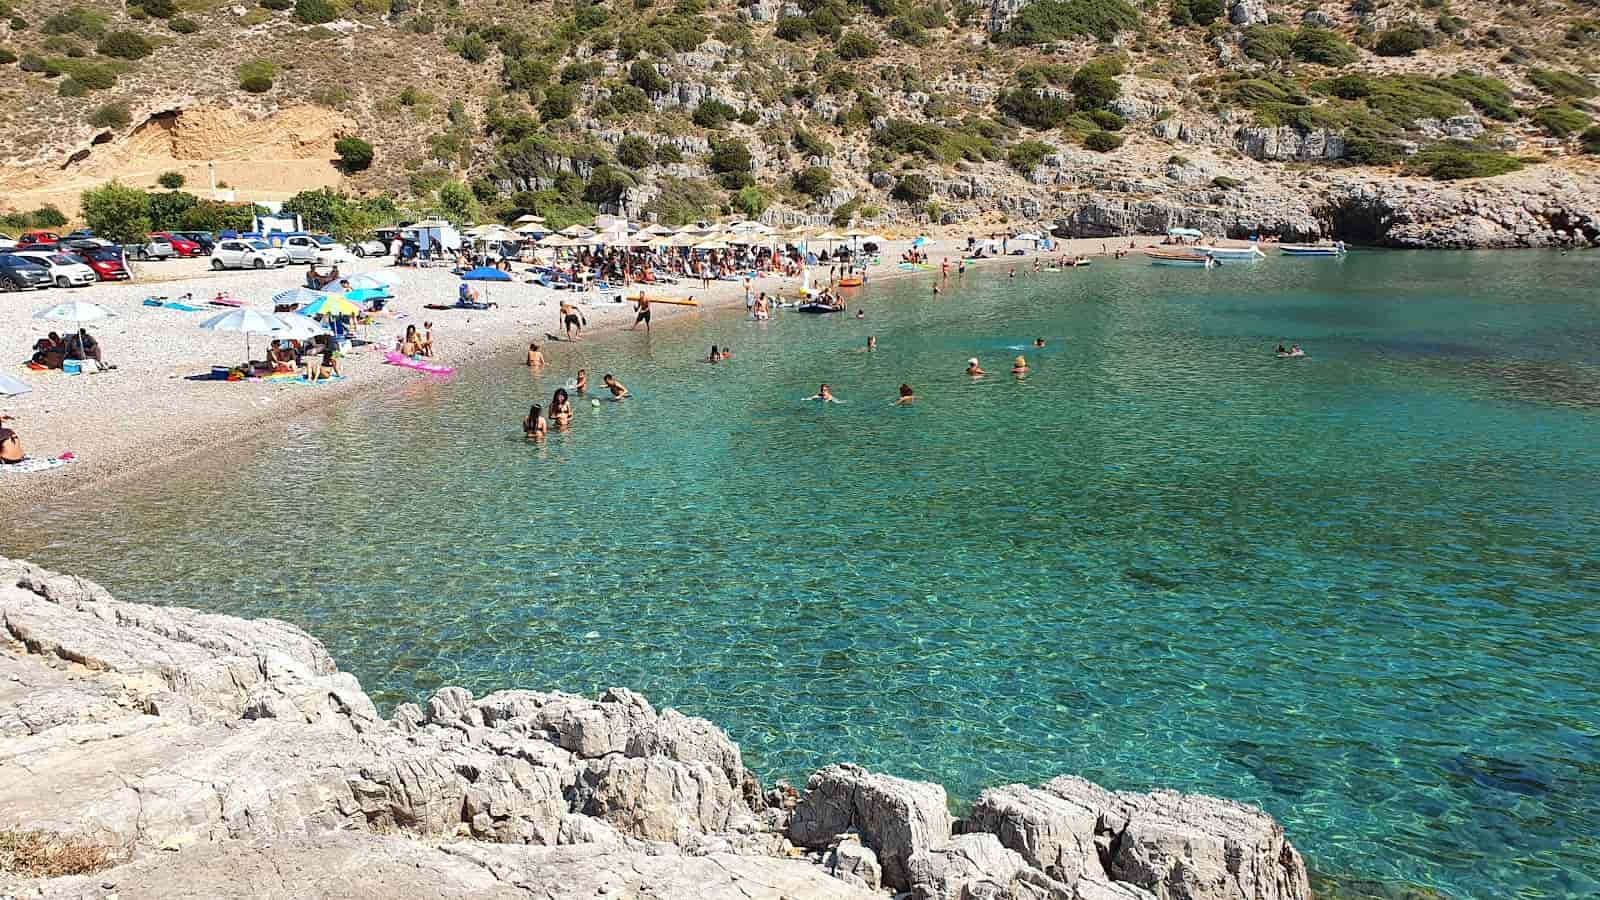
5,252,1599,898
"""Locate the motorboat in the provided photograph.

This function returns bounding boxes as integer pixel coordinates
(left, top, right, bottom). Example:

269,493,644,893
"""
1144,250,1216,268
1200,243,1266,260
1279,242,1347,257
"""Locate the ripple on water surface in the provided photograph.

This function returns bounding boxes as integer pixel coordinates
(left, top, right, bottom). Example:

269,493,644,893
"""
7,251,1600,899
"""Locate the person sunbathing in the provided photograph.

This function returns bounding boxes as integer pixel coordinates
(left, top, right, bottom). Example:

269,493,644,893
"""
0,415,23,464
266,340,297,372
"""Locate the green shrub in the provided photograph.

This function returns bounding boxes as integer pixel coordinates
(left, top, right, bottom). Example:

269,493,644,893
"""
1243,25,1293,61
891,173,932,201
1082,129,1123,151
996,88,1073,128
1528,67,1597,99
707,137,752,175
51,59,116,88
733,185,769,216
1089,108,1124,130
1374,27,1427,56
80,181,153,243
539,83,577,120
903,3,946,27
617,135,654,168
1291,28,1357,66
43,6,107,38
167,16,198,32
19,53,47,71
582,165,635,204
1006,139,1051,172
293,0,335,21
692,98,738,128
1533,105,1590,137
561,60,602,83
504,57,552,90
610,84,649,113
260,0,292,9
0,48,15,64
1072,61,1120,109
792,165,833,196
999,0,1139,44
574,1,609,30
238,58,276,92
131,0,176,17
458,31,487,61
1579,125,1600,154
793,127,833,157
836,30,878,58
775,14,814,40
1438,72,1516,121
1170,0,1223,26
88,100,131,127
655,142,684,163
58,77,87,96
1211,175,1241,188
335,136,374,171
1343,136,1402,165
96,30,153,59
888,17,927,45
641,177,714,225
1405,144,1522,180
628,60,669,94
157,171,185,188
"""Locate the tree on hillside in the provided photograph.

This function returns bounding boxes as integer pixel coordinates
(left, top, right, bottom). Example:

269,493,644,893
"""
81,182,152,244
335,136,374,172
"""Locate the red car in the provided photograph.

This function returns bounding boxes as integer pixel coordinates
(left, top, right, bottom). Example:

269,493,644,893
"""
149,232,204,257
70,246,130,281
16,231,60,250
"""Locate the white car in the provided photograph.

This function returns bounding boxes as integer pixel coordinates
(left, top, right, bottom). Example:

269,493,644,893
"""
281,234,353,265
0,233,16,250
14,250,97,288
211,239,289,270
349,239,389,258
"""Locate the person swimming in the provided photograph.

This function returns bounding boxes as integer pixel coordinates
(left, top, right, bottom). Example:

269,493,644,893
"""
855,309,865,319
966,358,985,377
809,383,841,403
720,347,732,361
867,336,877,351
602,373,629,399
523,403,547,440
1012,356,1029,375
1034,338,1045,349
895,383,915,406
708,345,721,363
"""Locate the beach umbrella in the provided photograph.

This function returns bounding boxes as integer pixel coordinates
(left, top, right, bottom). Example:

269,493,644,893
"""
559,224,595,238
513,214,545,226
538,234,572,248
345,287,389,305
271,287,326,307
0,373,31,397
34,299,113,326
269,312,330,342
297,293,364,318
640,223,674,236
343,274,393,293
693,238,729,251
461,267,512,282
199,307,283,361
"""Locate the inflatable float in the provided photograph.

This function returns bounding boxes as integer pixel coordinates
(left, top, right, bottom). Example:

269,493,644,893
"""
383,351,456,375
626,296,699,307
837,277,864,287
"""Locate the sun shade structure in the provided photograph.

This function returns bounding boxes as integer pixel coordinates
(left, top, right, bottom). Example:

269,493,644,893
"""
1167,227,1203,238
199,307,285,361
271,287,327,307
297,293,365,318
0,373,31,396
33,300,113,325
559,224,595,238
460,267,513,282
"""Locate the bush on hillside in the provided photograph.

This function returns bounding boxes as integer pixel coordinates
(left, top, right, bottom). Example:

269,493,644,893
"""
616,135,655,168
58,77,87,96
1291,28,1358,66
1211,175,1242,189
836,30,878,58
237,59,276,92
692,98,738,128
655,142,683,163
1243,25,1293,61
582,165,635,204
1006,139,1052,173
1579,126,1600,154
0,48,16,64
458,31,488,62
733,185,770,216
167,16,198,32
999,0,1139,45
1342,136,1402,165
1071,61,1120,109
87,100,130,127
335,136,374,171
628,60,669,94
1170,0,1223,26
539,84,577,120
561,61,602,83
1532,105,1591,137
792,165,833,196
793,127,833,158
1405,144,1522,180
259,0,292,9
774,15,814,40
1528,67,1597,99
157,171,184,188
996,88,1073,129
1082,129,1123,151
293,0,335,22
1089,108,1125,130
707,137,753,189
888,17,927,45
1374,27,1428,56
609,83,648,113
43,6,107,38
96,30,153,59
890,173,932,201
131,0,175,17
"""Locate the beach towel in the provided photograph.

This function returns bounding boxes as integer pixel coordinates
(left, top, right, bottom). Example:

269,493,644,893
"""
0,455,76,475
143,299,204,312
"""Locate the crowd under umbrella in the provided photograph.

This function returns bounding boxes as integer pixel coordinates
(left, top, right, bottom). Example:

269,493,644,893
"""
198,308,285,363
34,300,114,368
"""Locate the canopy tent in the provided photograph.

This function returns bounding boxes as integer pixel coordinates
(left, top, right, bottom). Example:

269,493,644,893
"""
1167,227,1203,238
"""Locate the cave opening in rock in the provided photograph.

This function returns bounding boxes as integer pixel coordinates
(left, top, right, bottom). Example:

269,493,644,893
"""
1322,197,1394,245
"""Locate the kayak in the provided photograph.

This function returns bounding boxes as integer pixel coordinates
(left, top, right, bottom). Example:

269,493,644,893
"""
383,351,455,375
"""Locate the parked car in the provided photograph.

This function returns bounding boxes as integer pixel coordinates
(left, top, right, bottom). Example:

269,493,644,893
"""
169,231,215,253
281,233,352,265
350,238,389,258
15,250,98,288
0,253,52,291
127,236,179,261
68,246,131,281
15,231,61,250
0,233,16,250
149,232,204,258
211,238,289,270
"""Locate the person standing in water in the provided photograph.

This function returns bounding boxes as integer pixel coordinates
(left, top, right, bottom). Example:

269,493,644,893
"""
966,358,986,377
708,345,721,363
523,403,547,440
1012,356,1029,376
549,389,574,429
574,369,589,394
602,374,629,399
560,301,583,341
867,336,877,351
1034,338,1046,349
895,384,915,406
809,383,841,403
526,342,545,368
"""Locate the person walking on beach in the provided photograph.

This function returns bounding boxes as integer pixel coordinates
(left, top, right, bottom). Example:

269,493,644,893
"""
630,295,651,332
560,301,584,341
523,404,547,440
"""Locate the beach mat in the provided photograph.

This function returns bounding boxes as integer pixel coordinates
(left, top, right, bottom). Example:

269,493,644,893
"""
0,455,76,475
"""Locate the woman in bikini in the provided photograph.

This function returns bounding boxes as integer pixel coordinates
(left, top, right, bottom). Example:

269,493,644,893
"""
549,388,574,429
523,404,547,440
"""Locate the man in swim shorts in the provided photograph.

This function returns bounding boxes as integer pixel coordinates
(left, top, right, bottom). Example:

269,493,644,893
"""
602,374,629,399
560,302,583,341
630,295,651,332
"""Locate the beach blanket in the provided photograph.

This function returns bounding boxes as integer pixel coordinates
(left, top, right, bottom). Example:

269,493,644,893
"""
143,299,204,312
207,298,246,307
0,455,76,475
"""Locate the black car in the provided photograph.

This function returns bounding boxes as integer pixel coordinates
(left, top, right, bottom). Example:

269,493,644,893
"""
0,253,52,291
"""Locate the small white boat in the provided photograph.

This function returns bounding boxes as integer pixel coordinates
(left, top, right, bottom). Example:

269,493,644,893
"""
1145,250,1215,268
1200,243,1266,260
1279,242,1347,257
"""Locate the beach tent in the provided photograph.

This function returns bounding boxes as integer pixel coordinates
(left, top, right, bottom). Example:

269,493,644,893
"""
1167,227,1203,238
406,220,462,257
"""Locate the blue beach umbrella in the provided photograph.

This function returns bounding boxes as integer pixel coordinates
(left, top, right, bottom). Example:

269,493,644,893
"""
460,267,512,282
344,288,389,305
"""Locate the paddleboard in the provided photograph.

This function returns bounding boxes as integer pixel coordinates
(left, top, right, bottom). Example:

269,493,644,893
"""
626,296,699,307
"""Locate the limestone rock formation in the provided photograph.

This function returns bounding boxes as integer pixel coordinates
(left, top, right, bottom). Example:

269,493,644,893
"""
788,762,956,889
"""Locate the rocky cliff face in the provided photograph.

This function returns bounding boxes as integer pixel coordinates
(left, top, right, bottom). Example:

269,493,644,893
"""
1,554,1317,898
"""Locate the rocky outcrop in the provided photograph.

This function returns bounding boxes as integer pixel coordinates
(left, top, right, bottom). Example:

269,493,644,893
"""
0,556,1315,899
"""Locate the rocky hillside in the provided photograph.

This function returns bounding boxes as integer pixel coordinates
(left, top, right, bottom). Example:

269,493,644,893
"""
2,0,1599,245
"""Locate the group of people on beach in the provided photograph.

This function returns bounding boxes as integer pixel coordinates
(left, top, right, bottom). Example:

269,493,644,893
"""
520,363,628,440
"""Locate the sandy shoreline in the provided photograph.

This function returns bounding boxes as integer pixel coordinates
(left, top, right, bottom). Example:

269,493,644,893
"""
0,234,1172,519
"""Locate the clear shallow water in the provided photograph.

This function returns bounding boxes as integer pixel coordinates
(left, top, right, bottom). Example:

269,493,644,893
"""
6,251,1600,898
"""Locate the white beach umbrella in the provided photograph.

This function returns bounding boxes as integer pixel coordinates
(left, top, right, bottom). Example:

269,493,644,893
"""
272,287,326,307
199,308,285,361
0,373,31,396
514,222,547,235
727,220,772,234
513,214,545,225
693,239,729,250
34,300,113,325
559,224,594,238
538,234,572,248
640,223,675,236
842,228,870,238
269,312,331,341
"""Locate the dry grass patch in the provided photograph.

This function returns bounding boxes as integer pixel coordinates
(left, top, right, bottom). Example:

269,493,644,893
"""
0,830,121,878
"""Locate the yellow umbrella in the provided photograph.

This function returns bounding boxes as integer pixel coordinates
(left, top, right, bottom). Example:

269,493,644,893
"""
298,293,364,317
